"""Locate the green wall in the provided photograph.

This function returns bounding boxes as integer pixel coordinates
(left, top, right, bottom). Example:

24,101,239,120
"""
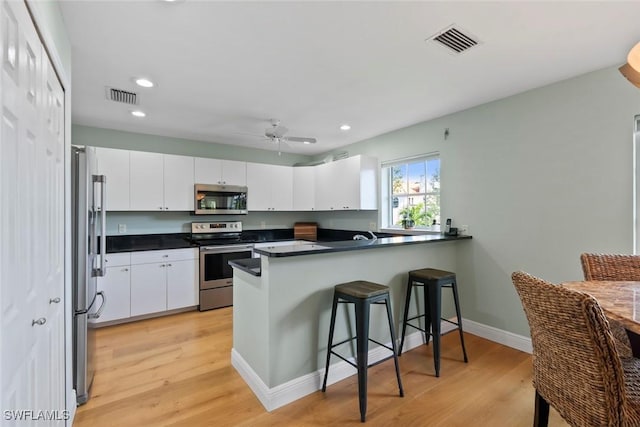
313,65,640,337
72,124,311,166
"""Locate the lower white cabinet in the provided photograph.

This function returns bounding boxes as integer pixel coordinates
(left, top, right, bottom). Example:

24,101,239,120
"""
93,248,198,323
97,266,131,322
167,259,198,310
130,262,168,316
92,253,131,323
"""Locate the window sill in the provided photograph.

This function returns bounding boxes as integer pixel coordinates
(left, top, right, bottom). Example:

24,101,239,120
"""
380,227,442,236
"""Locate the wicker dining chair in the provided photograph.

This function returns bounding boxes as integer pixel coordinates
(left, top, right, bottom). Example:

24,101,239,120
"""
511,271,640,427
580,253,640,358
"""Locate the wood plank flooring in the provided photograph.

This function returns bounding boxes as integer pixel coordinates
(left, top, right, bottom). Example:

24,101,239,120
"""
74,308,568,426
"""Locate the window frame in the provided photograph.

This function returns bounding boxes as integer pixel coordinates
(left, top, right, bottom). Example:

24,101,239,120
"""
380,153,441,233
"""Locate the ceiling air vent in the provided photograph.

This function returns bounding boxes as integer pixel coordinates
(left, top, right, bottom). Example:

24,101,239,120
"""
105,87,138,105
428,25,480,54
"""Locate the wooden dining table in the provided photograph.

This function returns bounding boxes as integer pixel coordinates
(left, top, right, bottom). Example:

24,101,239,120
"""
562,280,640,355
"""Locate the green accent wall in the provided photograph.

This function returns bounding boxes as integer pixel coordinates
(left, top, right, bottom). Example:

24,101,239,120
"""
72,124,312,166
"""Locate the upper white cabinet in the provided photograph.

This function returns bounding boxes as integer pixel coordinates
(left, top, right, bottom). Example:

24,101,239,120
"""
94,147,376,213
164,154,195,211
315,155,377,211
96,147,130,210
194,157,247,186
293,166,315,211
246,163,293,211
130,151,164,211
129,151,194,211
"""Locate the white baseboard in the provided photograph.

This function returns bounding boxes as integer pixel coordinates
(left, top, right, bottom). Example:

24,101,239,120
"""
232,318,532,412
462,318,532,354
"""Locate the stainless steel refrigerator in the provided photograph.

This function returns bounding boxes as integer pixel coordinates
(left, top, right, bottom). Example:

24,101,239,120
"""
71,145,107,405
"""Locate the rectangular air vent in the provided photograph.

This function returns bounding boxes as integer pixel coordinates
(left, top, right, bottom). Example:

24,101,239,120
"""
105,87,138,105
428,25,479,54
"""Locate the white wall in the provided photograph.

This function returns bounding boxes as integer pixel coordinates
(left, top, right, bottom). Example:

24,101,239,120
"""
314,65,640,336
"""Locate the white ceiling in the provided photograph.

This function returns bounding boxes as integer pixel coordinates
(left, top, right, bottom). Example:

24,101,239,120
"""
59,1,640,155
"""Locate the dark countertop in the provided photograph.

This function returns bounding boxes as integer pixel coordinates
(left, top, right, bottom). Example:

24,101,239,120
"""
228,258,261,277
104,228,401,253
252,234,472,258
106,233,197,253
232,234,472,276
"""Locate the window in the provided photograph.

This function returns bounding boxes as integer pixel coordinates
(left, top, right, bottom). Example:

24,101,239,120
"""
382,155,440,229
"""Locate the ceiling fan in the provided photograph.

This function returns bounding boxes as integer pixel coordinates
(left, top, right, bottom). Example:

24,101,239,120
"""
263,119,317,155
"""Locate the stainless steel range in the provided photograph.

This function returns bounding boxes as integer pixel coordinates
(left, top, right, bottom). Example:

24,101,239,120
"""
192,221,253,311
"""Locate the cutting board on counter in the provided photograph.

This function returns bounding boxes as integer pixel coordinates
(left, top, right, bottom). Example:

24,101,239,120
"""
294,222,317,241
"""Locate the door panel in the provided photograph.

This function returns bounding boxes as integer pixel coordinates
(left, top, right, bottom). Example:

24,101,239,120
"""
1,0,66,422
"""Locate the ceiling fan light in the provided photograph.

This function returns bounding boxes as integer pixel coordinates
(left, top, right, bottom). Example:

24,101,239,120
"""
627,41,640,69
619,62,640,89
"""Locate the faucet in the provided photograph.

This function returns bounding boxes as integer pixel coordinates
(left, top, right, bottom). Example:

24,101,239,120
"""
368,231,377,240
353,234,369,240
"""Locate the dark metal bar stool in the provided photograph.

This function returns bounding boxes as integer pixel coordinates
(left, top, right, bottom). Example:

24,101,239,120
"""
399,268,468,377
321,280,404,423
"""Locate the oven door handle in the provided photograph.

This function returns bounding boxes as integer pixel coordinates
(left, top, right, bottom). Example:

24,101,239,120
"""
200,244,254,253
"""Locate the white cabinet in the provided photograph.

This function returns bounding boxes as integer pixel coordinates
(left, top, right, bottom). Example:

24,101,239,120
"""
246,163,293,211
130,248,199,317
164,154,195,211
315,155,377,211
130,262,167,316
91,253,131,324
293,167,315,211
167,259,198,310
96,147,130,210
130,151,164,211
194,157,246,186
92,249,198,322
130,151,194,211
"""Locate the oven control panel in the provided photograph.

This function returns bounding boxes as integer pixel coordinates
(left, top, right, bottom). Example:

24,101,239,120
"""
191,221,243,233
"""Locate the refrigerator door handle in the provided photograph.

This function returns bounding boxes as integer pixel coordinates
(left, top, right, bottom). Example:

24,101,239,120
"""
93,174,107,277
88,291,106,319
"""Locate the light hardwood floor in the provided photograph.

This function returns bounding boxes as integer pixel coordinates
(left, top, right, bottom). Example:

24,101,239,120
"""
74,308,568,426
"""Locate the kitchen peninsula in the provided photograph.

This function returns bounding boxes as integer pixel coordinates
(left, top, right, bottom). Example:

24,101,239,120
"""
230,234,471,411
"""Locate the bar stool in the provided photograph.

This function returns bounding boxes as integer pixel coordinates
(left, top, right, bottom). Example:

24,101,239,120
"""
321,280,404,422
399,268,468,377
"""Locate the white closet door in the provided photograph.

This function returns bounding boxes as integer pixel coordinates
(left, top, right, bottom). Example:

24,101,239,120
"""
1,0,65,424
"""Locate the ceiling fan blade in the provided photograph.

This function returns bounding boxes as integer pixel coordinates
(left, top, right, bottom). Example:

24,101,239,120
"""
284,136,317,144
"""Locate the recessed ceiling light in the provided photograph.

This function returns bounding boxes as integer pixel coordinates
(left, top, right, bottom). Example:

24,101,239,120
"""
135,78,154,88
340,124,351,131
131,110,146,118
303,141,312,145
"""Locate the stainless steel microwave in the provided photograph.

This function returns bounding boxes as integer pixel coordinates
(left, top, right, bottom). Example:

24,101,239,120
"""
194,184,248,215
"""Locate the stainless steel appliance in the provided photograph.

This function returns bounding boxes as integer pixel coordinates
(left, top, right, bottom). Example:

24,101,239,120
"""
192,222,253,310
194,184,248,215
71,146,107,405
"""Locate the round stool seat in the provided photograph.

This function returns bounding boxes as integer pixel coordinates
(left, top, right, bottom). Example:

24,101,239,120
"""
335,280,389,299
408,268,455,282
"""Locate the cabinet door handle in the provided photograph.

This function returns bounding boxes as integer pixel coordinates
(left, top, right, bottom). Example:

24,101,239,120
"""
167,263,172,267
162,255,169,258
122,268,129,272
49,297,61,304
159,207,164,210
160,264,166,267
32,318,46,326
